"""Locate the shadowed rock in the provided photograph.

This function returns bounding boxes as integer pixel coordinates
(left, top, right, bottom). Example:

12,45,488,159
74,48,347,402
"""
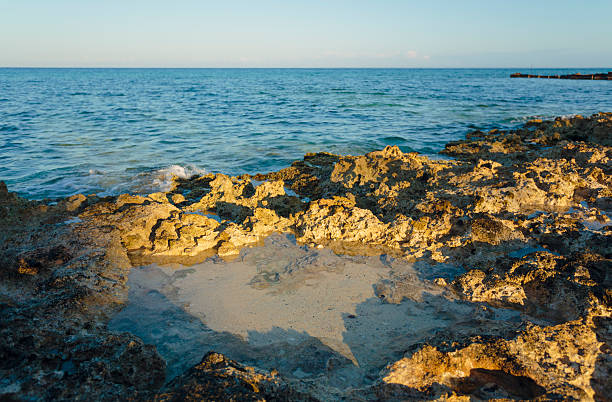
1,112,610,400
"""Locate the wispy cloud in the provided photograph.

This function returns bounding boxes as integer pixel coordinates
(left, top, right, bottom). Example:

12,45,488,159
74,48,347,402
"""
319,50,431,61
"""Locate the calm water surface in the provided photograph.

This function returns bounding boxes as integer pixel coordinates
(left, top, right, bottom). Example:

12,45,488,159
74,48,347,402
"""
1,68,610,199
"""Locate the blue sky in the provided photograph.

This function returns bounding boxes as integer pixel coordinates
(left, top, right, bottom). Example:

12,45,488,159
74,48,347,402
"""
1,0,611,67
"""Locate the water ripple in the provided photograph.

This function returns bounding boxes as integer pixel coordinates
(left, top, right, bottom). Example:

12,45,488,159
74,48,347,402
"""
0,68,610,199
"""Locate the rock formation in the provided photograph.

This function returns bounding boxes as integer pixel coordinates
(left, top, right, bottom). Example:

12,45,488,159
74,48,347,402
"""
1,113,610,400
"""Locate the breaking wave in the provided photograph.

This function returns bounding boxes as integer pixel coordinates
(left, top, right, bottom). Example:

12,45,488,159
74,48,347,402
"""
148,164,207,192
97,164,207,197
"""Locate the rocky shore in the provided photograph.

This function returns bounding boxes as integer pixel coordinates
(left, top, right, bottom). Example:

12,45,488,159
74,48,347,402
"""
1,113,610,400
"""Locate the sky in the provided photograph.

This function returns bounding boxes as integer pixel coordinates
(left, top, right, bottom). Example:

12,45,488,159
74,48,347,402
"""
1,0,611,68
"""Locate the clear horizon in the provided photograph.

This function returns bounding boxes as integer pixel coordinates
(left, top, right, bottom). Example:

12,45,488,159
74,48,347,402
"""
2,67,612,70
1,0,611,68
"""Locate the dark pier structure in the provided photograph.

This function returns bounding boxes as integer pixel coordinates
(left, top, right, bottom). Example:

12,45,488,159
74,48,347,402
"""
510,71,612,80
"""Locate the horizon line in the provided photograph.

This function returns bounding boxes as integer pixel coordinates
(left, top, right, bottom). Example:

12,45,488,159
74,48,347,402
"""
1,66,610,70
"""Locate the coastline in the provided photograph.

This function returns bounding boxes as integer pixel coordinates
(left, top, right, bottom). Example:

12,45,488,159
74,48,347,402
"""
3,67,611,201
1,113,610,399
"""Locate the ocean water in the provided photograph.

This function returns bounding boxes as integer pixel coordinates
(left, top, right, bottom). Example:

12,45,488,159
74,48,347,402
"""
1,68,610,200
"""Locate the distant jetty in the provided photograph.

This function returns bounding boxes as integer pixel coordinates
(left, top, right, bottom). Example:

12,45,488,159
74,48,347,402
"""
510,71,612,80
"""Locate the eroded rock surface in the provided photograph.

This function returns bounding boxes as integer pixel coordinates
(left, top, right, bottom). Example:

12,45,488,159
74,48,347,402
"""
154,352,315,401
1,113,610,400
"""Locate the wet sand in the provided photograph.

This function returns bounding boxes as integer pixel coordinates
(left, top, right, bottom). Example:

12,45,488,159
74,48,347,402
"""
109,233,522,392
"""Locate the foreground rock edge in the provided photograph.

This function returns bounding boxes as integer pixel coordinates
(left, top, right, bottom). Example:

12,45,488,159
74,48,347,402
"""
0,112,610,400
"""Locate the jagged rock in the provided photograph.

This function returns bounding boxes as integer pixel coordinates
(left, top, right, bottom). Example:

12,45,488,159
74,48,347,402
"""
294,197,389,245
1,113,611,400
379,317,605,400
154,352,315,401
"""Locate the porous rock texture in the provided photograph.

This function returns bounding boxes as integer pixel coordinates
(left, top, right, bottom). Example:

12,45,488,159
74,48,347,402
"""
1,113,610,400
153,352,316,402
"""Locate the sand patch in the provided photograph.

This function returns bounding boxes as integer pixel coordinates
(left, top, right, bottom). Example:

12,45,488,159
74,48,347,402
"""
109,234,521,391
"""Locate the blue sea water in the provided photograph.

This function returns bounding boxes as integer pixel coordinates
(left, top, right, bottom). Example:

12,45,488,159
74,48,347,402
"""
1,68,611,199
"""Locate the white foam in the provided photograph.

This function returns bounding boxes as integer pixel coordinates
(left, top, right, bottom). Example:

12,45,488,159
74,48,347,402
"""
77,164,208,198
151,164,207,192
118,164,207,195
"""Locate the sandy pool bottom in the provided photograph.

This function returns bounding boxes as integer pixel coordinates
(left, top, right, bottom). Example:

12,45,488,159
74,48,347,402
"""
108,234,520,391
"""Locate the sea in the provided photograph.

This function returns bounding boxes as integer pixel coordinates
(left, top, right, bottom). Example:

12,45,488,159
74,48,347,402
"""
1,68,610,200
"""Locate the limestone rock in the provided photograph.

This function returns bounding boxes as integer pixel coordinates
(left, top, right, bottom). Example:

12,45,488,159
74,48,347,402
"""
1,112,611,400
155,352,315,401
